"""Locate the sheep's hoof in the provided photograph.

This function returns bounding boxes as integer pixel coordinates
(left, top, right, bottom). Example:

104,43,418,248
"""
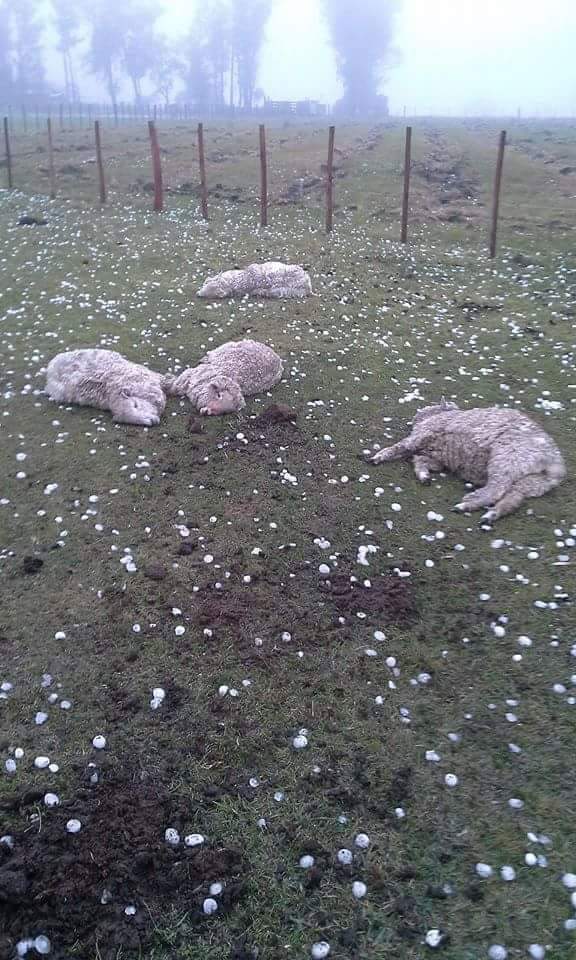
453,502,467,513
481,509,497,522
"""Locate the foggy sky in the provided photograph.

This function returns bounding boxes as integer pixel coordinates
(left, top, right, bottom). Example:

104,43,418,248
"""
46,0,576,115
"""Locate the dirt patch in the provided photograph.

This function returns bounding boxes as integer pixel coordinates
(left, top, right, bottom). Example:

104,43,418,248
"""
253,403,299,426
321,571,416,624
0,774,245,959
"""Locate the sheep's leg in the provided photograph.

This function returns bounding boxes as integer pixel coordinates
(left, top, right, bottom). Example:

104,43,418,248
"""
455,481,512,513
484,473,561,521
412,454,441,484
370,435,418,465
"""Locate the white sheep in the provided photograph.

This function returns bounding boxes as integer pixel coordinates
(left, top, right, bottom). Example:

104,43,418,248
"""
369,400,566,520
197,262,312,299
167,339,283,416
45,349,168,426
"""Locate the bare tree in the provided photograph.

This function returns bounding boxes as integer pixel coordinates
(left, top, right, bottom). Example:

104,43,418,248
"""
0,2,13,101
323,0,401,116
150,40,180,107
51,0,82,101
7,0,47,99
182,1,231,108
231,0,272,110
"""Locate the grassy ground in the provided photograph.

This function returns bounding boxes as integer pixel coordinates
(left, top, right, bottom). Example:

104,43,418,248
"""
1,120,575,960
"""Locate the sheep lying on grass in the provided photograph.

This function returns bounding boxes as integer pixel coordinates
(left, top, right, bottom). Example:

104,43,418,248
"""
197,262,312,299
45,349,168,426
168,339,283,416
369,400,566,521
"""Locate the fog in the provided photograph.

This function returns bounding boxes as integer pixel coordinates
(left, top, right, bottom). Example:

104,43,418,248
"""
0,0,574,116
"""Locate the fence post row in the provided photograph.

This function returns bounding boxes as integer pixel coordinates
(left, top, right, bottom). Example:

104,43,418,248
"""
94,120,106,205
325,125,335,233
47,117,56,200
259,123,268,228
401,125,412,244
489,130,507,258
3,117,13,189
197,122,209,220
147,120,163,212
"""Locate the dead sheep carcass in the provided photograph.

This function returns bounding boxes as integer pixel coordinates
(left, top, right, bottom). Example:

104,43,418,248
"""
167,339,283,416
197,262,312,299
369,400,566,521
45,349,168,426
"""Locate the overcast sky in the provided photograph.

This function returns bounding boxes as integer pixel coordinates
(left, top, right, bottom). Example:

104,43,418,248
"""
52,0,576,115
154,0,576,115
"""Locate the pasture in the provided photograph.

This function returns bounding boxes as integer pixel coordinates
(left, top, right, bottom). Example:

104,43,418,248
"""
0,119,575,960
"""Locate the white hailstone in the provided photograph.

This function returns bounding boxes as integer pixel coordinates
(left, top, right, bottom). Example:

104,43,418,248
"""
527,946,545,960
54,632,66,640
337,848,353,865
395,807,406,819
92,735,106,750
354,833,370,849
488,947,507,960
562,873,576,889
124,905,137,916
34,756,50,769
60,700,72,710
500,865,516,881
184,833,205,847
175,625,185,636
257,818,267,829
203,897,218,915
229,688,239,697
66,819,82,833
444,774,459,788
374,695,384,705
518,636,532,647
505,713,518,723
391,503,402,512
373,630,386,642
152,687,166,701
311,943,331,959
218,685,229,697
425,751,441,763
475,863,493,878
0,835,14,849
293,735,308,750
1,681,13,692
365,648,378,657
33,937,51,956
249,778,259,788
209,882,223,896
282,631,292,642
385,656,397,668
274,791,284,801
318,564,331,576
525,853,537,866
352,881,367,899
553,683,567,694
572,891,576,910
132,624,141,634
150,697,163,710
425,930,445,948
43,793,60,807
203,554,214,564
5,759,17,774
165,828,180,845
35,712,48,725
16,941,34,957
565,918,576,930
299,855,315,869
508,798,524,809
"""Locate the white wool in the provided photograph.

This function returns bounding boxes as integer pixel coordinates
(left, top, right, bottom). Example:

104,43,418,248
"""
197,261,312,299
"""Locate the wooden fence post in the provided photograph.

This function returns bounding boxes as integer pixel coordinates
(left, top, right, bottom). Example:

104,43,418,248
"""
325,125,335,233
259,123,268,227
94,120,106,205
148,120,163,212
3,117,13,189
401,125,412,243
47,118,56,199
489,130,507,258
21,105,27,132
197,122,209,220
59,102,64,131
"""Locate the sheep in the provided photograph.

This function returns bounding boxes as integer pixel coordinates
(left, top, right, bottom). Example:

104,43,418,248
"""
167,339,283,416
45,349,169,426
197,262,312,299
368,400,566,521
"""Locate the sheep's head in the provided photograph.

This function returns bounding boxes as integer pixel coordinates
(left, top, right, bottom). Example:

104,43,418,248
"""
112,386,163,426
413,398,459,425
199,376,245,416
197,275,229,299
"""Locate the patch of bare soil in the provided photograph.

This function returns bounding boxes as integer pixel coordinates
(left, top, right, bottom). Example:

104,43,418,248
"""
0,774,245,960
321,570,417,623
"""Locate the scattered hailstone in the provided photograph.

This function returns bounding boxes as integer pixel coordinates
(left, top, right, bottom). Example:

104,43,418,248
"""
203,897,218,915
33,937,51,956
293,735,308,749
444,774,459,788
124,905,137,916
92,735,106,750
562,873,576,889
43,793,60,807
525,853,538,866
488,947,507,960
475,863,493,878
66,819,82,834
5,759,16,774
500,865,516,881
352,881,367,899
34,756,50,769
165,828,180,846
354,833,370,849
318,564,331,577
311,943,331,959
527,946,545,960
209,882,223,896
35,712,48,725
299,855,315,869
337,848,353,865
184,833,205,847
425,930,445,948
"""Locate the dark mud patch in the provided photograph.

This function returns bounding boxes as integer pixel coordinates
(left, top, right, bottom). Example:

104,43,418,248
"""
253,403,299,427
0,774,245,960
321,571,417,624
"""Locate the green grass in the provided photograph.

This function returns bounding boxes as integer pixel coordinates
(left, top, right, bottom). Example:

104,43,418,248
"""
0,120,575,959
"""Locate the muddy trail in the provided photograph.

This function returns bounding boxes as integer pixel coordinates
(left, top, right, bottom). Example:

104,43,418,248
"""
411,130,483,225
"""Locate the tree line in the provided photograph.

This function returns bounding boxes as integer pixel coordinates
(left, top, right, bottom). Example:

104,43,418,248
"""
0,0,401,117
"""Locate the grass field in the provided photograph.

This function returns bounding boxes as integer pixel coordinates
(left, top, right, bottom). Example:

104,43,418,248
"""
1,119,575,960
